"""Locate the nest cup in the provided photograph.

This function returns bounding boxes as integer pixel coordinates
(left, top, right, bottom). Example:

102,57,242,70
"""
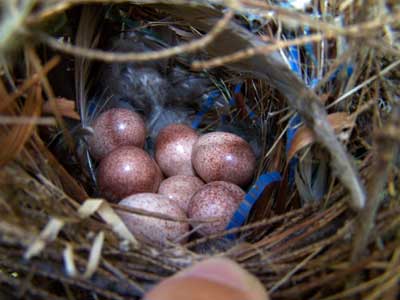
0,1,399,300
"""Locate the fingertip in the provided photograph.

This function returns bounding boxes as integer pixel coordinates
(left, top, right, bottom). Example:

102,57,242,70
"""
144,257,268,300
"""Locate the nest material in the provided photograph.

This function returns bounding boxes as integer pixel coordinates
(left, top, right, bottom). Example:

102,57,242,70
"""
0,1,400,299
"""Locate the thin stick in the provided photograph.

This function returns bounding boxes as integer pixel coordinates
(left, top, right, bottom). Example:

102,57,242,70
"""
0,116,56,125
270,246,324,293
0,56,60,112
112,203,220,223
327,60,400,109
239,0,400,36
28,0,189,25
192,32,327,70
26,47,75,150
192,10,400,70
351,99,400,261
34,10,234,62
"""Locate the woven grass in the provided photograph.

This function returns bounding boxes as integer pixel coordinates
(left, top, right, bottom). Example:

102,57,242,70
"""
0,1,399,299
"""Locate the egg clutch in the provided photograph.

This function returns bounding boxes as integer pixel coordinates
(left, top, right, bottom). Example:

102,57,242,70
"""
88,107,257,245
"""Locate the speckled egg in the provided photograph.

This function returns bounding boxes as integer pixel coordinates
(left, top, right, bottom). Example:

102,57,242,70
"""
158,175,205,212
188,182,244,236
207,181,245,203
192,132,256,187
118,193,189,245
155,124,199,177
88,108,146,160
98,146,160,202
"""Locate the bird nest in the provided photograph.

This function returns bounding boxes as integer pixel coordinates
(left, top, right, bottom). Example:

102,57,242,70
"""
0,0,399,299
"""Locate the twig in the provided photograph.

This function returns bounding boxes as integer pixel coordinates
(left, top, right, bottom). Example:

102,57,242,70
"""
270,246,324,293
191,11,400,70
0,0,35,55
327,60,400,109
192,33,327,70
26,47,76,150
351,98,400,261
0,271,65,300
321,248,400,300
0,116,56,125
272,243,399,298
0,55,60,112
34,10,234,62
184,205,317,248
27,0,193,25
112,203,220,223
237,0,400,32
42,97,80,120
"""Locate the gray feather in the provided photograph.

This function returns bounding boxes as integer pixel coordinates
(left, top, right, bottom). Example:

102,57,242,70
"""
155,3,365,210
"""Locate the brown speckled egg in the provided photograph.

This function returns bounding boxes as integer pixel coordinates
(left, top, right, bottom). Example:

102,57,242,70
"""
98,146,160,202
118,193,189,245
188,182,243,236
88,108,146,160
208,181,245,203
158,175,205,212
155,124,199,177
192,132,256,187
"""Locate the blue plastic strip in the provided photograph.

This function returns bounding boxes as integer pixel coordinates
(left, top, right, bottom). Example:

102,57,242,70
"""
347,65,354,77
192,83,258,129
225,172,282,239
288,45,302,78
191,90,220,129
309,78,319,88
234,83,242,94
229,83,242,106
232,83,258,120
328,64,354,83
87,100,97,117
247,108,257,120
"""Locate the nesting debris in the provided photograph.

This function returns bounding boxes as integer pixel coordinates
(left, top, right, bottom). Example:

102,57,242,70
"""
0,1,399,299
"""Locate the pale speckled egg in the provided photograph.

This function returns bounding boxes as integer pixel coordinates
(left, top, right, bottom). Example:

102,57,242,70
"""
155,124,199,177
118,193,189,245
188,182,244,236
88,108,146,160
158,175,205,212
98,146,160,202
207,181,245,203
192,132,256,187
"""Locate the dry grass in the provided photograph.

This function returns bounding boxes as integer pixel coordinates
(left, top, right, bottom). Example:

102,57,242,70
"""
0,0,399,299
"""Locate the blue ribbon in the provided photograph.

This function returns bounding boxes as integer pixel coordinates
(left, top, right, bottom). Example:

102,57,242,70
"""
192,83,258,128
288,44,302,78
225,172,281,239
191,90,221,129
